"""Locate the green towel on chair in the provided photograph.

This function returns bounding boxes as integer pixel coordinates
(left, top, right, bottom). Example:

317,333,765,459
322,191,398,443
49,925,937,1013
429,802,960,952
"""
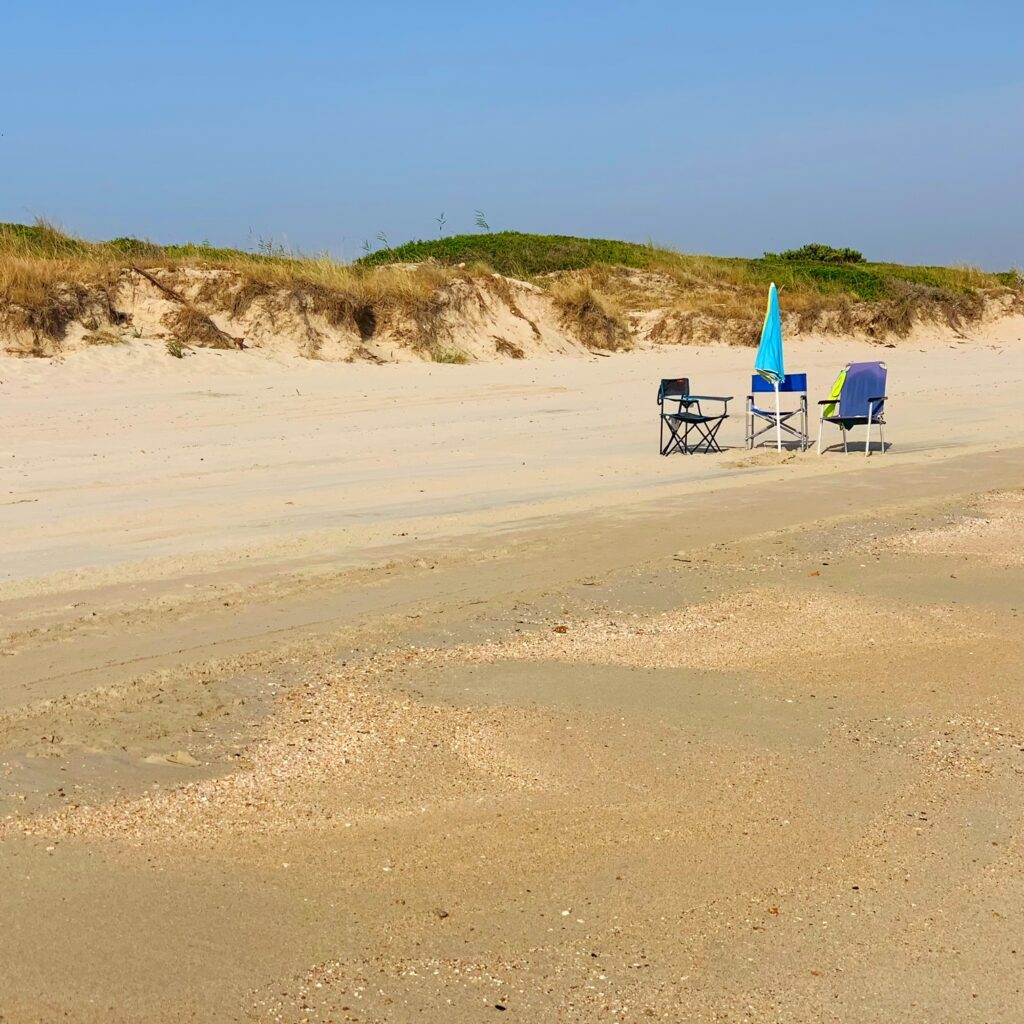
822,368,846,418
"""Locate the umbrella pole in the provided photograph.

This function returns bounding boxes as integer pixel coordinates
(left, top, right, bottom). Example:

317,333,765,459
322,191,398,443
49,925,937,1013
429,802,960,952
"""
775,382,782,451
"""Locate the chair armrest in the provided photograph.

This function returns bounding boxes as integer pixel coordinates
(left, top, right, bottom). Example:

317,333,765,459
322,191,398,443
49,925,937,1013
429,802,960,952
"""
817,399,837,405
684,394,732,403
868,395,887,402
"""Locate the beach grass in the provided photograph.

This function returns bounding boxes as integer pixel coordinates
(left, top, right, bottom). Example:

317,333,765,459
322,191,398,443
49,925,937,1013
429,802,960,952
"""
0,221,469,350
2,221,1020,349
357,230,1021,343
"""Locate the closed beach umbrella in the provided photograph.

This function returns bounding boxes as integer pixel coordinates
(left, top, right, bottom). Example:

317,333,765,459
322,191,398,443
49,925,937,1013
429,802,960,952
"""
755,282,785,450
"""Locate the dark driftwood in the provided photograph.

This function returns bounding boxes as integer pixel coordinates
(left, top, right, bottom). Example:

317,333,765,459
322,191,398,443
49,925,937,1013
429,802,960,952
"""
129,265,190,304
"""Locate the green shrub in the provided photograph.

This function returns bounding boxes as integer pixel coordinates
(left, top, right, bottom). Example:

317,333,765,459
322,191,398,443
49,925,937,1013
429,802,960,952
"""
765,243,865,264
105,236,163,257
355,231,666,276
0,221,89,256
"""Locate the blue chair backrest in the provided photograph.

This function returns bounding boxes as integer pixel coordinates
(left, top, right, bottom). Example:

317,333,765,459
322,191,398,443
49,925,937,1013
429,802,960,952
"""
658,377,690,404
840,362,887,420
750,373,807,394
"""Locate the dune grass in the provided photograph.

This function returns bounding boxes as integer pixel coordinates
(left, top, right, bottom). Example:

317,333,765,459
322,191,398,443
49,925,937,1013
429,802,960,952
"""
356,231,668,276
547,277,632,351
357,230,1021,343
356,229,1016,291
0,220,456,304
0,221,473,351
2,222,1020,352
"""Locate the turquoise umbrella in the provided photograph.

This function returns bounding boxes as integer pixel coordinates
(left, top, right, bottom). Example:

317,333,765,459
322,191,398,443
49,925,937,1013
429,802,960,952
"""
754,282,785,450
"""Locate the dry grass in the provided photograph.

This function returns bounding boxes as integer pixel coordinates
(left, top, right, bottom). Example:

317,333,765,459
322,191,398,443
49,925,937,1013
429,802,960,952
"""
493,336,525,359
548,276,632,351
162,257,467,346
0,232,124,349
565,256,1014,345
82,329,125,346
2,222,1020,354
0,221,476,350
430,347,470,364
162,306,239,350
647,308,761,346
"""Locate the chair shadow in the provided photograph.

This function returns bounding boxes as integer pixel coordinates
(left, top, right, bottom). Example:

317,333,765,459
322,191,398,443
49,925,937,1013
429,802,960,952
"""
662,447,732,456
818,440,892,455
747,440,808,453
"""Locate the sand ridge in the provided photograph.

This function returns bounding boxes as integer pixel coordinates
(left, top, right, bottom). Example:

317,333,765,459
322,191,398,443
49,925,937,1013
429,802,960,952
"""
21,653,557,847
882,489,1024,566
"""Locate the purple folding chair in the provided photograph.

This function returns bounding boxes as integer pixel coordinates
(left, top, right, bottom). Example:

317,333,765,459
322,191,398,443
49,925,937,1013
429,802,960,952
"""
817,361,888,457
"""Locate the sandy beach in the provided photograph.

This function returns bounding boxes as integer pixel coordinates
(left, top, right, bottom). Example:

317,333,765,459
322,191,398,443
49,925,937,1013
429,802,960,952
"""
2,326,1024,1022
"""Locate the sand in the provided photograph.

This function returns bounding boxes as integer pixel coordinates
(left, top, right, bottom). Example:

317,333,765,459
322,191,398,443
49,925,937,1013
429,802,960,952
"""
3,318,1023,591
1,327,1023,1022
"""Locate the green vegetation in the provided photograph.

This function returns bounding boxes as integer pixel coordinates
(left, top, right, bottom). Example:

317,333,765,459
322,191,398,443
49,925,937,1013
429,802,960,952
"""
358,230,1018,343
2,222,271,264
356,228,1014,304
430,348,470,364
0,221,93,256
356,231,667,276
739,257,995,301
765,243,865,264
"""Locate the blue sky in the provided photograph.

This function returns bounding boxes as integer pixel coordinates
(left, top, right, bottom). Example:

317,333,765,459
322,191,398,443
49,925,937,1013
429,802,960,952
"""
3,1,1022,268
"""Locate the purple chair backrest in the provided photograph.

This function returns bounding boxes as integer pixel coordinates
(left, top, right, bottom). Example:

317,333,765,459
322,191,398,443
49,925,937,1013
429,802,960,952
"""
840,362,887,421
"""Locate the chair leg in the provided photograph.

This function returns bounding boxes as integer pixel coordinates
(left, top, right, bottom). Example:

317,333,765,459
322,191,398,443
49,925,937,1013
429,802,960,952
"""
681,416,728,455
692,420,712,453
661,417,680,456
817,416,825,455
843,427,848,453
865,419,872,457
705,418,725,453
662,418,687,456
880,420,886,454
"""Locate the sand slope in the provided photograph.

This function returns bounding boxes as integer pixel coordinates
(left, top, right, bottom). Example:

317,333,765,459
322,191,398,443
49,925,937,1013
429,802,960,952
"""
4,262,1021,362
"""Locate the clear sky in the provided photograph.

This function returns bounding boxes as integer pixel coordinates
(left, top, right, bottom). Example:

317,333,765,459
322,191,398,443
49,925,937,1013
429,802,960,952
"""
3,1,1022,268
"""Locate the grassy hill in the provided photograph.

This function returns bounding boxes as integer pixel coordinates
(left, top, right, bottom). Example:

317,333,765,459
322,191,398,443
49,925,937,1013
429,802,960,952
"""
359,230,1021,343
356,231,667,275
357,230,1019,300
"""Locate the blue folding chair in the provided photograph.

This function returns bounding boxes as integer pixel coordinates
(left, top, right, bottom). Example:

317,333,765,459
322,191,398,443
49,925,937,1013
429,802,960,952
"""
817,361,888,457
657,378,733,455
745,373,809,450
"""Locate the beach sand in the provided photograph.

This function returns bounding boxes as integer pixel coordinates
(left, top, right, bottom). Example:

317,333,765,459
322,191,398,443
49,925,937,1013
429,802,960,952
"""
1,328,1023,1021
